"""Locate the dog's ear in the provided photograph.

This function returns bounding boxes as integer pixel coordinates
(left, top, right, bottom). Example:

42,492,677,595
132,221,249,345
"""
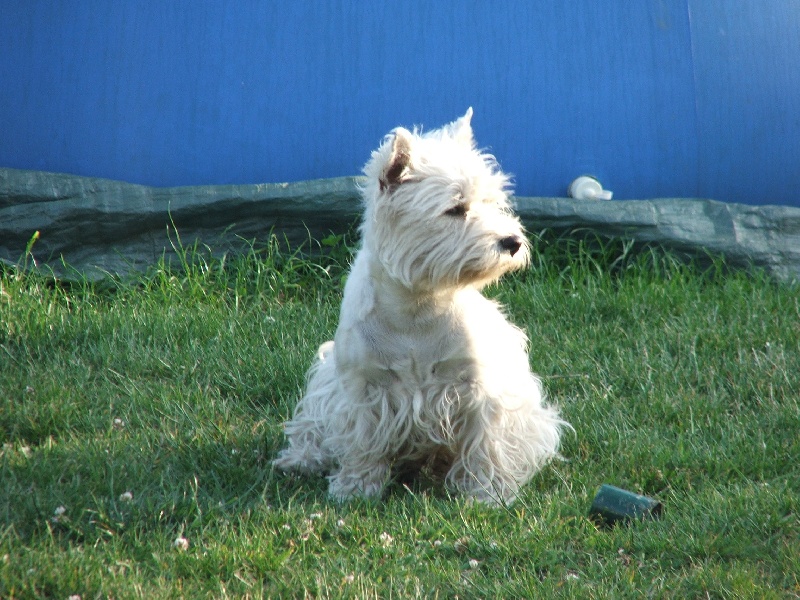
449,107,475,148
380,128,413,191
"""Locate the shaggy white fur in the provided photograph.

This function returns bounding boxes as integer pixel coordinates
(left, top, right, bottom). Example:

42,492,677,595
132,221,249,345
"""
273,109,565,504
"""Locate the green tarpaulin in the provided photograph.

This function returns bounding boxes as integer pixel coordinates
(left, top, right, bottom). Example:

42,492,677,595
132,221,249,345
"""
2,168,798,283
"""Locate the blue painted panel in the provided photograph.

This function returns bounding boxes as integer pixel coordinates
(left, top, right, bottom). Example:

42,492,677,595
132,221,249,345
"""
0,1,797,206
689,0,800,205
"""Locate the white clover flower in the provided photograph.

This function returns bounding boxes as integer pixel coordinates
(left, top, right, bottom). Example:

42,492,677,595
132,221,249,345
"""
379,532,393,547
309,512,323,520
113,418,125,429
119,491,133,502
468,559,480,570
52,505,68,522
173,536,189,551
336,519,346,528
343,574,355,584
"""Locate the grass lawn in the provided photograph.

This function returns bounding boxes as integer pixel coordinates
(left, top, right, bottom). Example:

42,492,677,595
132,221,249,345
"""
1,232,798,599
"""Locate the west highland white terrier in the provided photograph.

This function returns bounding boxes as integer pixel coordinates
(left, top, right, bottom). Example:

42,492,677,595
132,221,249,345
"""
273,109,564,504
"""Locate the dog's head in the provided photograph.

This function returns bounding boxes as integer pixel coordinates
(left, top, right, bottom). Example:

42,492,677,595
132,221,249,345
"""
361,109,529,292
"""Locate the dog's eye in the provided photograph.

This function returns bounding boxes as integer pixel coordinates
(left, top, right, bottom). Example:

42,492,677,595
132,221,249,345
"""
444,203,468,217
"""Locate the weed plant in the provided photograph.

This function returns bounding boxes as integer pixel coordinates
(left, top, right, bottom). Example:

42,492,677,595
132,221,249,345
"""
1,231,798,598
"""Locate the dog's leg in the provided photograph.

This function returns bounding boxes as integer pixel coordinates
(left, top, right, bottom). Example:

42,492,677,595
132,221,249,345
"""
326,430,392,501
327,461,391,501
446,450,516,505
446,390,563,505
324,377,400,501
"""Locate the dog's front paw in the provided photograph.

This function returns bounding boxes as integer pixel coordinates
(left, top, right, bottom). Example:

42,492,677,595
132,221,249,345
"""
272,446,328,475
272,451,301,472
446,462,519,506
327,464,390,501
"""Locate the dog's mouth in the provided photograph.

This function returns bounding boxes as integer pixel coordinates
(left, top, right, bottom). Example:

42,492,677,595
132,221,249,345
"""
456,253,527,287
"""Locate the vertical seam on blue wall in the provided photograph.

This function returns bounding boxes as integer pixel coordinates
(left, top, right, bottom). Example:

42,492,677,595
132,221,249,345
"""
685,1,702,198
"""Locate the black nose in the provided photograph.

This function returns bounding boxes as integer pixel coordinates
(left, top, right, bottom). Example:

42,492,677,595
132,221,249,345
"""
499,236,523,256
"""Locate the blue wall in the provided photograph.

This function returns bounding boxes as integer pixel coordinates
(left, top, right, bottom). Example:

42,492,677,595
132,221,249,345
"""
1,1,798,206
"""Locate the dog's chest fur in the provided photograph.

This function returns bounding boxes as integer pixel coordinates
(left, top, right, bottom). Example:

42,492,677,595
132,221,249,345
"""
359,311,471,390
337,251,472,380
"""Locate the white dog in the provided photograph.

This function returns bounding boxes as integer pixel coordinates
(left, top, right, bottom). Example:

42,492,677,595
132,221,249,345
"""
274,109,564,504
